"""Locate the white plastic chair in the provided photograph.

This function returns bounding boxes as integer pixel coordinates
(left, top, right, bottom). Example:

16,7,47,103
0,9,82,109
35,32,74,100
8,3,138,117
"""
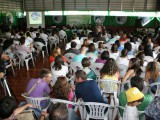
64,53,76,64
5,59,15,76
98,79,121,120
149,82,160,98
86,53,98,63
70,61,83,73
21,93,50,111
127,55,135,59
154,46,160,53
90,63,104,80
121,80,131,92
15,50,35,70
50,98,78,120
82,102,112,120
34,42,46,58
118,64,128,78
48,36,59,49
144,56,154,63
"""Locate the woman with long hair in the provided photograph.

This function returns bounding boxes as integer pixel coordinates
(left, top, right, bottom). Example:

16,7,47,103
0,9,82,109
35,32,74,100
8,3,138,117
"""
122,58,142,82
145,61,160,84
116,49,129,67
49,47,67,63
51,55,68,79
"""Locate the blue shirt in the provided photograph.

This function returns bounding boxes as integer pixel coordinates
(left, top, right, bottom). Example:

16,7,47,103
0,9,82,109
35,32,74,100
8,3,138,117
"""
72,54,86,62
75,80,105,103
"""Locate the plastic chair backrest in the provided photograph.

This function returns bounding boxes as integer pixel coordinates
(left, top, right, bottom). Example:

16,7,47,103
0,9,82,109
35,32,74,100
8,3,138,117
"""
144,56,154,63
121,80,131,92
84,102,110,119
34,42,44,50
90,63,104,76
118,64,128,78
86,53,98,63
149,82,160,98
99,79,121,93
21,94,50,111
70,62,82,73
15,50,30,60
64,53,76,63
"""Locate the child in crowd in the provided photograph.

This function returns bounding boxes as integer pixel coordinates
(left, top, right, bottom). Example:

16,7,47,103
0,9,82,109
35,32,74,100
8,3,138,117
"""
124,87,144,120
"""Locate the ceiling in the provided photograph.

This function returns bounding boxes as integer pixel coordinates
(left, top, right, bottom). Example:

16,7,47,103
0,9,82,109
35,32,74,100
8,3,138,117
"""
23,0,157,11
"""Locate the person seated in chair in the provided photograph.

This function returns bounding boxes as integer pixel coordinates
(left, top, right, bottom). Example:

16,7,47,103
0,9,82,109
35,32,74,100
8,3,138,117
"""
119,76,153,118
0,96,33,120
65,42,80,55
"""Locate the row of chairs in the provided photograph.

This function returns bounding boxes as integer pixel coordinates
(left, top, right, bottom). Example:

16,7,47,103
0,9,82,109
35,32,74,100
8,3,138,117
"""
22,93,145,120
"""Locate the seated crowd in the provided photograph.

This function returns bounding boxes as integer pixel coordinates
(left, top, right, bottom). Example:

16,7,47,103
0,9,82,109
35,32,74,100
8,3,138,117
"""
0,24,160,120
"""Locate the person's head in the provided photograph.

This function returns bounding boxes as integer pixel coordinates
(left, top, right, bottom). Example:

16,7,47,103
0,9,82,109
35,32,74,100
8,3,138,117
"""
138,45,144,51
146,61,159,82
98,42,104,49
19,36,25,45
71,42,77,48
53,55,64,70
83,39,90,47
0,96,17,119
121,49,128,57
125,87,144,106
88,43,96,52
26,32,31,37
128,58,142,76
72,34,77,40
130,37,136,44
53,76,71,100
49,103,68,120
130,76,144,91
121,33,127,39
136,52,144,66
115,40,120,47
100,51,109,60
39,68,52,83
111,44,118,53
124,42,132,52
75,70,87,83
36,33,40,38
52,47,61,57
82,57,91,68
93,37,97,43
100,58,119,77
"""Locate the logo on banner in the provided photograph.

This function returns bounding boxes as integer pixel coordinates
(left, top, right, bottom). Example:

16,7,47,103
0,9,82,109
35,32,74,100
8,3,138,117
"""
115,16,127,25
53,16,63,23
94,16,105,25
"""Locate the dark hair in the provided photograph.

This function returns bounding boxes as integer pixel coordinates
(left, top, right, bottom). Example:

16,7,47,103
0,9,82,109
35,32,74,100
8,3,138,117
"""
100,58,119,76
128,58,142,76
146,61,159,82
75,70,87,81
0,96,17,119
98,42,103,48
52,77,71,100
53,55,65,70
144,45,153,57
111,44,118,53
93,37,97,43
115,40,120,47
124,42,132,52
49,103,68,120
121,49,128,57
36,33,40,37
71,42,77,48
82,57,91,67
19,36,25,45
136,52,144,66
72,34,77,39
39,68,51,78
101,51,109,60
138,45,144,51
130,76,144,91
26,32,31,37
130,37,136,44
88,43,96,52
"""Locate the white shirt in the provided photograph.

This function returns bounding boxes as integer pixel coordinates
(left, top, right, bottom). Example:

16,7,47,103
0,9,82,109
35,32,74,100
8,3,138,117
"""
5,32,11,39
51,65,68,77
31,32,36,39
116,57,129,67
25,37,33,47
124,105,139,120
40,33,48,42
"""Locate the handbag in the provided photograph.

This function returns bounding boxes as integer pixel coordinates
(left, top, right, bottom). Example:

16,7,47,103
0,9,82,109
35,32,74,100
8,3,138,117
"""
16,110,38,120
24,79,42,97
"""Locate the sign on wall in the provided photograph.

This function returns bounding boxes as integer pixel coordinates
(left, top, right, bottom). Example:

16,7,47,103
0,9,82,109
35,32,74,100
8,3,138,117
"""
115,16,127,25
